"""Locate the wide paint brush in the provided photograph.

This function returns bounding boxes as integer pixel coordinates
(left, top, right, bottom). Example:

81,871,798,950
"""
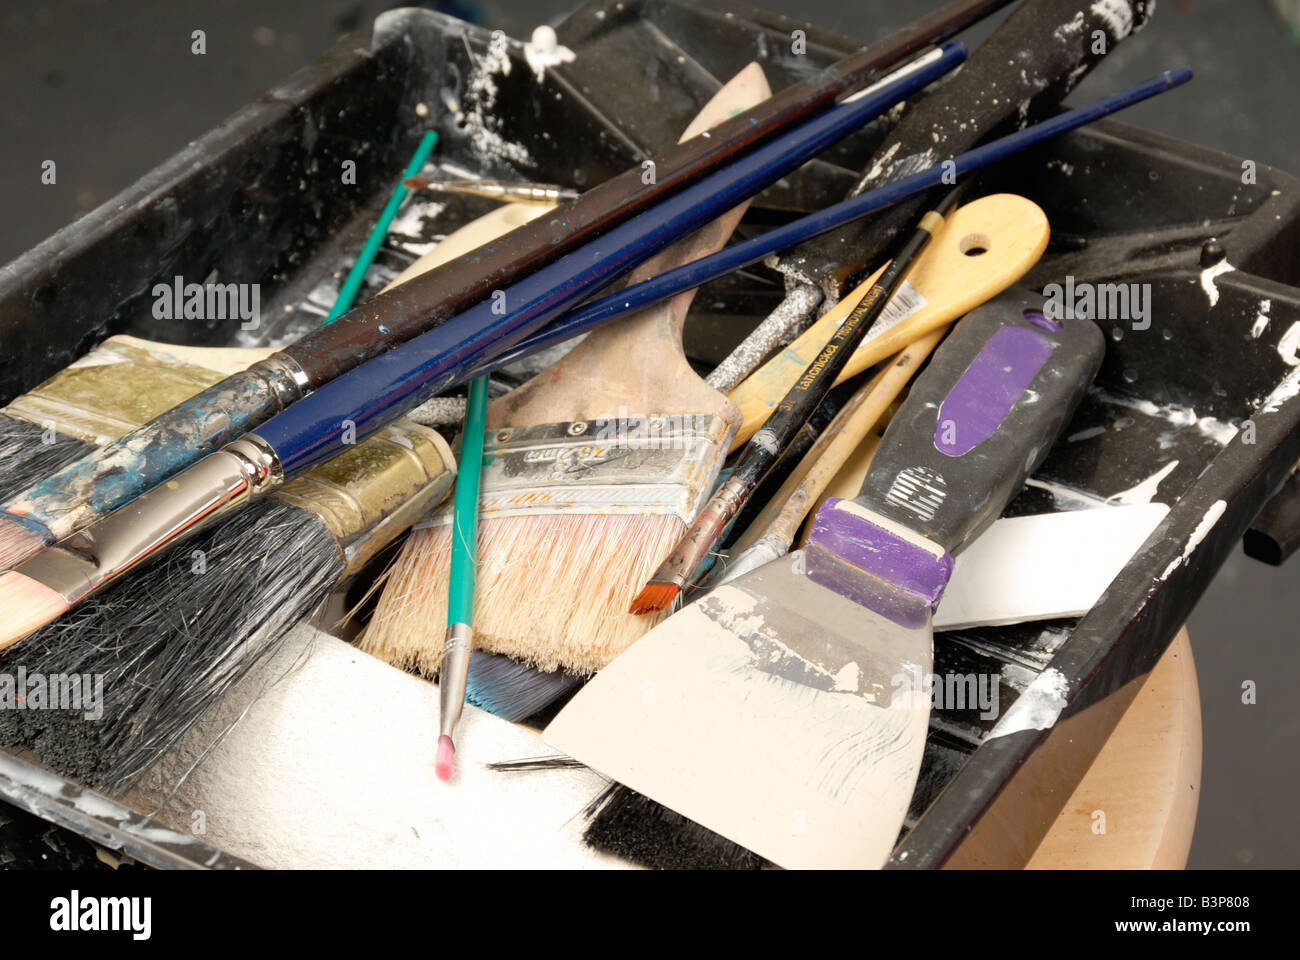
0,419,455,790
0,0,1000,566
0,51,967,647
0,337,272,504
362,64,771,682
544,287,1105,869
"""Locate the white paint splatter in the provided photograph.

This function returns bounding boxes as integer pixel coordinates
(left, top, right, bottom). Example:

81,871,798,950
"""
987,667,1070,738
1053,11,1085,42
1159,499,1226,581
1091,0,1135,40
1277,321,1300,367
1107,459,1179,505
1199,258,1235,307
834,662,862,693
523,25,576,82
1094,389,1239,445
1260,366,1300,415
1250,298,1272,339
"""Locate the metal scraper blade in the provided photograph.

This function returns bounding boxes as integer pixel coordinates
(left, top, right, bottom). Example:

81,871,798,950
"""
544,550,933,869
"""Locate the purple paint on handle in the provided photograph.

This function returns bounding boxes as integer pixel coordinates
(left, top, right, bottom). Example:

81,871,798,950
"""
934,325,1053,457
805,498,954,616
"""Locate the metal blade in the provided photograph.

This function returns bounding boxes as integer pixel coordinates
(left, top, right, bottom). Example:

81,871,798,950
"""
544,550,933,869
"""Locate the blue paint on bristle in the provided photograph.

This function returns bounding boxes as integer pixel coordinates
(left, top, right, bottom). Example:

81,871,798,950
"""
465,649,582,722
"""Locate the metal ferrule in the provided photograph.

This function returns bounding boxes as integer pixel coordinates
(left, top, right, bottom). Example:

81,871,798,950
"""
249,353,312,408
439,622,473,739
414,414,732,530
407,177,578,204
19,434,283,605
651,474,749,590
273,421,456,576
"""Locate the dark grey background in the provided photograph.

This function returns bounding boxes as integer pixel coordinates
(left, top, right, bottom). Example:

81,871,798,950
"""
0,0,1296,868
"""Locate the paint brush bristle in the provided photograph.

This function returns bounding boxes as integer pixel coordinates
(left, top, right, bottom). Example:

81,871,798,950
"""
363,512,683,676
0,418,96,505
0,498,343,788
0,518,51,572
0,571,68,651
465,650,582,722
627,581,680,616
582,784,769,870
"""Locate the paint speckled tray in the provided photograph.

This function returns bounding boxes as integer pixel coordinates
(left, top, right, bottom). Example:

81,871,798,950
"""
1,2,1299,869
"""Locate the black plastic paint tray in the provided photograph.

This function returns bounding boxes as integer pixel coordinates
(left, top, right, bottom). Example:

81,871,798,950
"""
1,2,1299,869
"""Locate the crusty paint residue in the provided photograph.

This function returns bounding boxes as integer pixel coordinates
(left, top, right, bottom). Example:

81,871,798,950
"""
1250,298,1272,339
987,667,1069,738
1107,459,1178,506
1276,321,1300,367
1199,258,1234,308
1159,498,1226,581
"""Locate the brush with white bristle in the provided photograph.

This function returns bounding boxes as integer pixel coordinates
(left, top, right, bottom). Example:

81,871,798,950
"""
359,64,773,681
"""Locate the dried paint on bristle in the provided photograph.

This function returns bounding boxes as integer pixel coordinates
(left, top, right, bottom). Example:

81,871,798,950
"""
0,417,96,504
435,735,455,782
363,512,684,676
0,517,52,572
628,581,679,616
582,784,769,870
465,649,582,722
0,499,342,788
0,571,69,651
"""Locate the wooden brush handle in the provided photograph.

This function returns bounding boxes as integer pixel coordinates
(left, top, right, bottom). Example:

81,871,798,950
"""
729,329,947,558
488,64,774,429
728,193,1049,450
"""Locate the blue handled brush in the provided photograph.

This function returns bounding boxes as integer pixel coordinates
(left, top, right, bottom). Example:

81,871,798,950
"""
436,375,489,782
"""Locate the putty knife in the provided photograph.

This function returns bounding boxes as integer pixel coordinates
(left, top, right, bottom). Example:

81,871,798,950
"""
544,287,1104,868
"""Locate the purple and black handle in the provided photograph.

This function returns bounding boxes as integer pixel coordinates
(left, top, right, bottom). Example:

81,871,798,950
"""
806,286,1105,613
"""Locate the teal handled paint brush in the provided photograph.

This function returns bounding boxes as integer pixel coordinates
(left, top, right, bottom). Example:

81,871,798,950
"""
436,375,489,783
329,130,440,321
0,41,969,571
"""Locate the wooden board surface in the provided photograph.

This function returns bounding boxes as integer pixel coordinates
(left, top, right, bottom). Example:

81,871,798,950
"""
1027,628,1201,869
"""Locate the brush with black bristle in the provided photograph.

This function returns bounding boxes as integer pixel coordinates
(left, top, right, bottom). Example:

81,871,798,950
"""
0,335,276,504
0,420,454,789
486,755,771,869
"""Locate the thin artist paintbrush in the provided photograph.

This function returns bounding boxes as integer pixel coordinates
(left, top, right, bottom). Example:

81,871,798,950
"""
0,7,991,566
330,131,440,321
0,51,967,647
435,375,489,783
404,176,579,204
630,187,963,614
